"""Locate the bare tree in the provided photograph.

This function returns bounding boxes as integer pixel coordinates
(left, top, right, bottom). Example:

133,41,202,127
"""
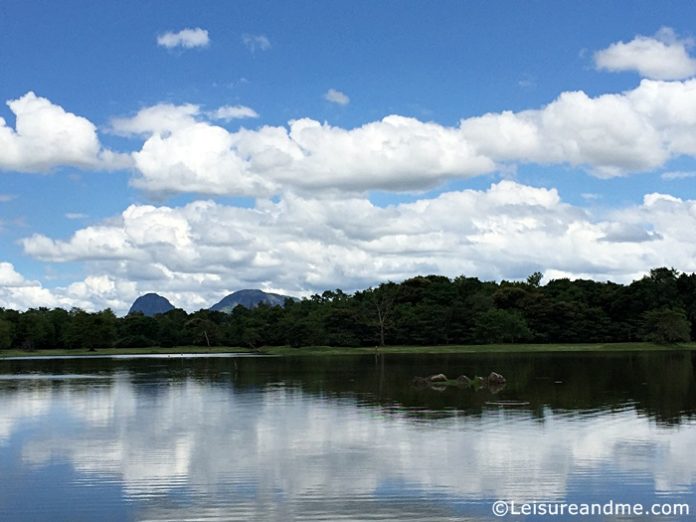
368,282,398,347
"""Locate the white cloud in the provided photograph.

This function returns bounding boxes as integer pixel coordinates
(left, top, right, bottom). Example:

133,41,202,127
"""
110,103,200,136
0,92,127,173
112,79,696,198
209,105,259,121
0,262,64,310
64,275,138,311
12,76,696,194
132,121,276,197
0,262,28,287
0,194,16,202
121,110,493,196
65,212,88,220
595,27,696,80
242,33,271,52
111,104,277,196
324,88,350,106
157,28,209,49
459,78,696,176
661,170,696,180
459,86,668,177
16,181,696,313
0,261,139,312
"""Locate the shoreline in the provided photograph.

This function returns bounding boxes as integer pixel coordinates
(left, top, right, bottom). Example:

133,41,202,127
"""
1,342,695,359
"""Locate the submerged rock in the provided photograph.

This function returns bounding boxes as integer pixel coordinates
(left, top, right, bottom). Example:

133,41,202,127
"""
412,376,430,388
411,371,506,393
487,372,506,386
456,375,472,387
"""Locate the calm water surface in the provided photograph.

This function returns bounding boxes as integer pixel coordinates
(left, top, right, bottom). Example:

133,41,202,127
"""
0,352,695,521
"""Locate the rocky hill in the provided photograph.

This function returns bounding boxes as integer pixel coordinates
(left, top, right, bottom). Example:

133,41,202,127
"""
128,293,175,317
209,289,293,312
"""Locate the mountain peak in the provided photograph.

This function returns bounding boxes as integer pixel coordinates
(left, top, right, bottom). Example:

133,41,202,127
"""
210,289,293,312
128,293,175,317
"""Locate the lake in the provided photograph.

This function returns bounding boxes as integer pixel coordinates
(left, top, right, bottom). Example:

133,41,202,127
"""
1,351,695,521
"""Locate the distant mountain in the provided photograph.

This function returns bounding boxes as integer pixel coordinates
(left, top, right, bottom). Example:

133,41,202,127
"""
128,293,175,317
210,289,294,312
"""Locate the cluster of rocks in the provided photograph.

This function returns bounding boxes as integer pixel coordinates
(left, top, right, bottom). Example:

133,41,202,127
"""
412,372,506,393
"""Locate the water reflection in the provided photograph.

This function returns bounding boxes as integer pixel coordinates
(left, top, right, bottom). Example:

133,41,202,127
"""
0,352,695,521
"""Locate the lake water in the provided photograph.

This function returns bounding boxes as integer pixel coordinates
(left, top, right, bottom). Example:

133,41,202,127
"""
0,351,695,521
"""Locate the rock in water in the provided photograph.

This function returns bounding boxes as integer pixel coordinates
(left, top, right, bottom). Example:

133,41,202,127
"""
456,375,472,387
412,376,430,388
487,372,506,386
128,293,175,317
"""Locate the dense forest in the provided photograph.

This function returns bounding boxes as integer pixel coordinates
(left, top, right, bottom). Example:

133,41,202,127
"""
1,267,694,351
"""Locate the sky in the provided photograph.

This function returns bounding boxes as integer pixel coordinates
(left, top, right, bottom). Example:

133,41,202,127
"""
2,0,696,314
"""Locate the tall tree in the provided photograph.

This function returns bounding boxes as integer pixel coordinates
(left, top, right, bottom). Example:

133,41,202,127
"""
361,282,399,347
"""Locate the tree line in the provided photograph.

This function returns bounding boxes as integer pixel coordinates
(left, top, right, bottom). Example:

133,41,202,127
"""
0,267,694,351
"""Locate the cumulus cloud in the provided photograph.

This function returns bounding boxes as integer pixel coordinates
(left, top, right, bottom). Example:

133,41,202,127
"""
110,103,200,136
16,181,696,313
0,262,65,310
0,261,139,312
459,84,670,177
109,79,696,197
109,105,493,196
458,78,696,176
63,275,138,311
157,28,209,49
10,75,694,197
0,262,28,287
209,105,259,121
242,33,271,52
118,109,493,196
595,27,696,80
324,88,350,106
0,92,127,173
8,75,696,191
132,120,276,196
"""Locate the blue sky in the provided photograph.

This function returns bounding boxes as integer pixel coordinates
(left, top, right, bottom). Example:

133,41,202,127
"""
2,0,696,312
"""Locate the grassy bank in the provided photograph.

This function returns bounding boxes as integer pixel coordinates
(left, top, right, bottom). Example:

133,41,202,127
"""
260,342,696,356
1,342,696,359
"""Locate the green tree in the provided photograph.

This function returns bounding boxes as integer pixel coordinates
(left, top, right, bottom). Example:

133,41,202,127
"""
0,318,14,349
474,309,532,344
526,271,543,288
63,308,117,349
641,307,691,343
323,290,361,346
17,309,56,350
115,312,159,347
156,308,189,347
